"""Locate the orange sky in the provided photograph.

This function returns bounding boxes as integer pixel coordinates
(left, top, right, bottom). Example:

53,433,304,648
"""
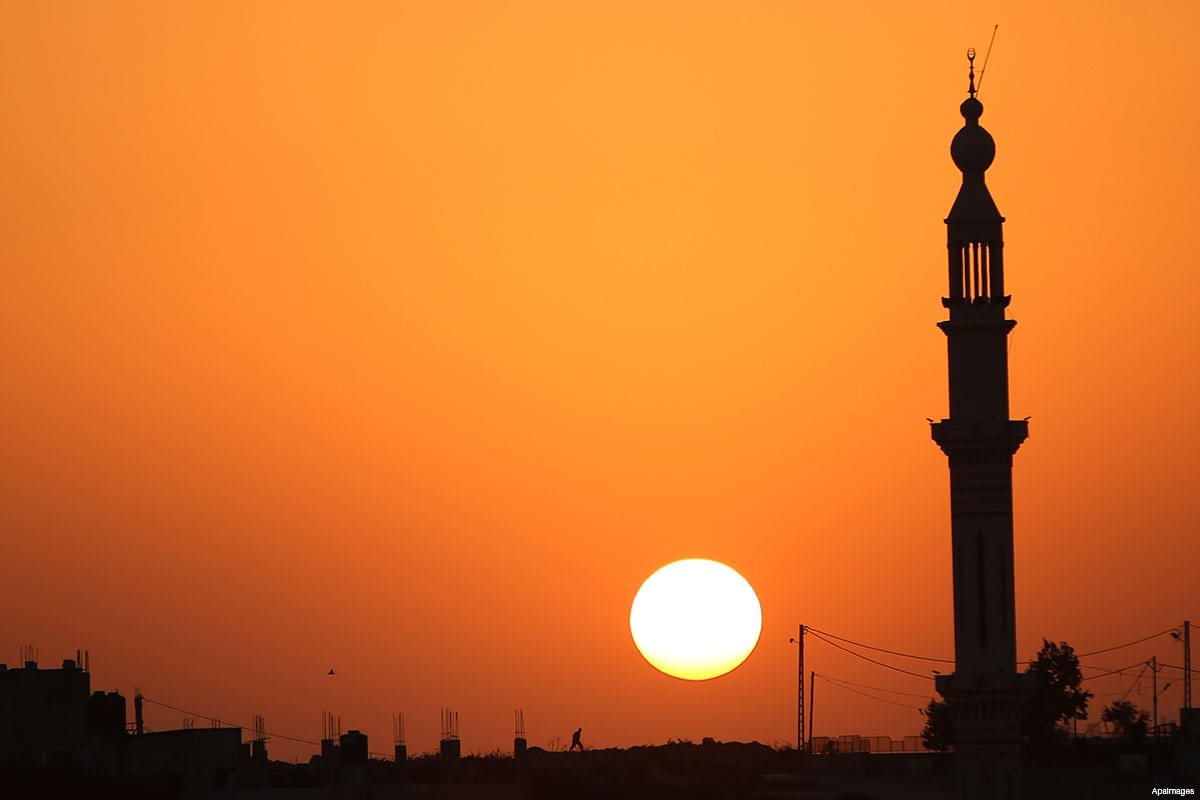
2,1,1198,761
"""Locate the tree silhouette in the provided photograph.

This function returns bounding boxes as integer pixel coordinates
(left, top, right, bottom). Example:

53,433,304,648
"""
1101,700,1150,740
1023,639,1091,743
919,639,1092,750
919,698,953,752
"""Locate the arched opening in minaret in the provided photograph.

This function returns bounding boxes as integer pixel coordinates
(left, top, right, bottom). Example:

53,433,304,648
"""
950,240,1000,302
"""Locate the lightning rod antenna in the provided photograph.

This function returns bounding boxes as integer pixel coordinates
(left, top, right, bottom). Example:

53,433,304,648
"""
976,25,999,94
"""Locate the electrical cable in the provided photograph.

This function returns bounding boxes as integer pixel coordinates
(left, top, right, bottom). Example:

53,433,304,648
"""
1080,660,1148,681
1157,662,1200,675
1076,627,1177,658
805,626,954,664
815,674,925,711
805,623,1179,669
806,630,935,681
811,674,935,699
1117,663,1149,704
142,697,395,759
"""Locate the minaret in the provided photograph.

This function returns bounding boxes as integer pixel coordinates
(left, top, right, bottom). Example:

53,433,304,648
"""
930,51,1031,800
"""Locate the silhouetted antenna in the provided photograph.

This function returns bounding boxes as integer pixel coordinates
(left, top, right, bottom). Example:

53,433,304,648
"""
976,25,999,94
322,709,337,741
393,713,405,745
439,708,460,741
515,708,525,738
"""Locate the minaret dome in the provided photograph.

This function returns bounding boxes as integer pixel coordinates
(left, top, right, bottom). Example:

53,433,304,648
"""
950,98,995,174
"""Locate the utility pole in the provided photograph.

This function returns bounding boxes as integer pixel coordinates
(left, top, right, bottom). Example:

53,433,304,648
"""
808,671,815,753
1186,620,1192,711
789,625,805,754
1152,656,1158,738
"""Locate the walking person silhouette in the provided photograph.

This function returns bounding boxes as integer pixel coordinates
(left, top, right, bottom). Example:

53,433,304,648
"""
569,727,584,751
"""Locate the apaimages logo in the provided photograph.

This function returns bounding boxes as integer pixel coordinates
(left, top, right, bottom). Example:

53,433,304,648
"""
1151,789,1195,796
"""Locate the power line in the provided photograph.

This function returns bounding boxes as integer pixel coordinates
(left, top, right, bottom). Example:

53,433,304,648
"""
1080,660,1149,681
143,698,319,747
1117,663,1150,704
1091,665,1151,701
812,674,935,699
805,623,1180,670
1158,662,1200,676
806,630,935,681
142,697,394,759
816,674,925,711
806,626,954,664
1076,627,1178,658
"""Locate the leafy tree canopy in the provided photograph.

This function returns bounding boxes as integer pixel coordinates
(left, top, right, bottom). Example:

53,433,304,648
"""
1023,639,1092,743
1101,700,1150,740
919,698,953,752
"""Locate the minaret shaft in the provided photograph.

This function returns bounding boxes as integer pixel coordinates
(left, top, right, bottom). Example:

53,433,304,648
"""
930,73,1031,800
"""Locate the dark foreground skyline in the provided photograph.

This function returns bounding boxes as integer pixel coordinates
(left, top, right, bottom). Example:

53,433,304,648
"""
2,0,1198,765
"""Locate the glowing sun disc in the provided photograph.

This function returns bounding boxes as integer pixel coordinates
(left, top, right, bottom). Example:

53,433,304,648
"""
630,559,762,681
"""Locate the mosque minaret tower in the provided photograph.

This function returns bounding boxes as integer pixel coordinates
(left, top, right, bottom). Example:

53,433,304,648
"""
930,51,1031,800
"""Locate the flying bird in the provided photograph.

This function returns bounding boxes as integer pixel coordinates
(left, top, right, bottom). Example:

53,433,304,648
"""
327,669,335,676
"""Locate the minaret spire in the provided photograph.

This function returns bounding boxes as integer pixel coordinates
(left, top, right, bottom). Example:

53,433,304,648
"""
931,50,1031,800
967,47,978,98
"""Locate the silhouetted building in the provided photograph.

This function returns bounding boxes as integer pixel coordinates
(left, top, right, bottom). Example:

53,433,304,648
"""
441,708,462,760
394,741,408,783
440,708,463,784
340,728,368,766
514,708,527,760
1181,707,1200,741
125,726,242,791
339,728,369,789
319,736,340,789
84,689,127,772
0,657,91,768
930,52,1032,799
86,690,127,740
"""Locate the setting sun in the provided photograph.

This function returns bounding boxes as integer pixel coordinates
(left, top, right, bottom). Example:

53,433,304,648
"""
630,559,763,681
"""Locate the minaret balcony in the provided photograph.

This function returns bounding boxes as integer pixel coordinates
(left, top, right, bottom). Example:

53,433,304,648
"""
930,419,1028,460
